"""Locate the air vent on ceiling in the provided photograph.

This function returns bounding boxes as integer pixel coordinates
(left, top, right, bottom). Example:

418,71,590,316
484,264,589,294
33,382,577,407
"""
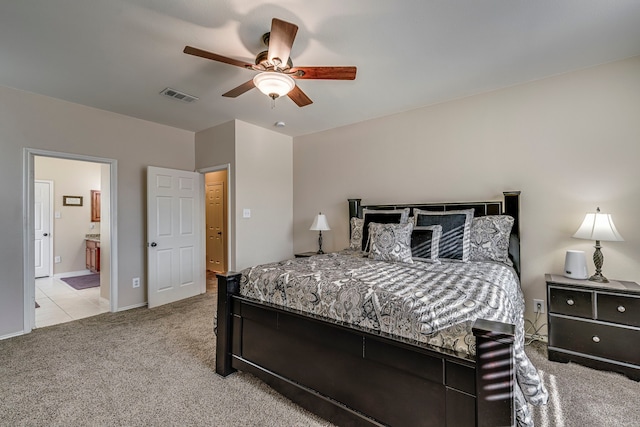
160,87,199,103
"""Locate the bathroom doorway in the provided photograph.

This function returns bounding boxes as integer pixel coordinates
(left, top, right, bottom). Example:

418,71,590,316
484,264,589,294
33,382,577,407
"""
24,149,116,332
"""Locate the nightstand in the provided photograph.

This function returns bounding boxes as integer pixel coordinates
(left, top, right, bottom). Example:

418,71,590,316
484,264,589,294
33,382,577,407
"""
546,273,640,381
295,251,320,258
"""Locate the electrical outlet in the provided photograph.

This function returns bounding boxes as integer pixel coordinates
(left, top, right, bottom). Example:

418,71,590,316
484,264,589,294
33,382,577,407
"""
533,299,545,314
54,256,61,263
132,277,140,288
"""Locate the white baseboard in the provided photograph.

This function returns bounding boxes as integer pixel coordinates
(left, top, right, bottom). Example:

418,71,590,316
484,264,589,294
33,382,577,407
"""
54,269,92,278
116,302,147,312
0,330,26,341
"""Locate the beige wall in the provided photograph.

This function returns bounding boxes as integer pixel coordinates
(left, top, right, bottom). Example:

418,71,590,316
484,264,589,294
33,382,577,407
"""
35,157,102,274
195,120,294,271
4,55,638,338
0,85,194,338
293,56,640,325
235,120,293,270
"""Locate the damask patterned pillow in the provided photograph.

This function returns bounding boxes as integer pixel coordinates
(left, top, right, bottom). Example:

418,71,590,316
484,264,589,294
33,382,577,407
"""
361,208,410,252
413,209,474,262
410,225,442,262
349,217,364,250
469,215,514,266
368,222,414,263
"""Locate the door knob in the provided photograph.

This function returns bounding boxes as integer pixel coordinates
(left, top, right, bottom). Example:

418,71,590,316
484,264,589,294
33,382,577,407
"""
43,233,49,237
149,242,157,247
217,232,222,235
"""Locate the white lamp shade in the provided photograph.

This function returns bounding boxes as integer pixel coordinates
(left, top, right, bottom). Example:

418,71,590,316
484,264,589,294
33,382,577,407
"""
573,210,624,242
310,213,331,231
253,72,295,98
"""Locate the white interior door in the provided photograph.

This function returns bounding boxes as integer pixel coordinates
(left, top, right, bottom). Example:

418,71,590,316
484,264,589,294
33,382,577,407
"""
34,180,53,278
147,166,204,308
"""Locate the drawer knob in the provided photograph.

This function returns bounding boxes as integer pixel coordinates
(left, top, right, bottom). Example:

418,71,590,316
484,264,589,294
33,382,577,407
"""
566,299,575,306
617,305,626,313
592,336,601,343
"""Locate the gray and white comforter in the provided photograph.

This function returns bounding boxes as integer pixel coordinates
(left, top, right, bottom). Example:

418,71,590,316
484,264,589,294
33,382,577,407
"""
239,250,548,426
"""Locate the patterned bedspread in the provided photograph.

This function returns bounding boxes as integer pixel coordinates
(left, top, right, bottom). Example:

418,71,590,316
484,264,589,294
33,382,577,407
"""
239,251,548,426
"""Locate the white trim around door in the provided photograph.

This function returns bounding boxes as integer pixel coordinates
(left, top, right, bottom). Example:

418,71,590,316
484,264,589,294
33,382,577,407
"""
23,148,118,334
197,163,233,272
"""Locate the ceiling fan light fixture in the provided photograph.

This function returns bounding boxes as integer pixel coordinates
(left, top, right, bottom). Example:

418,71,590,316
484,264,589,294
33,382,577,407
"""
253,72,295,99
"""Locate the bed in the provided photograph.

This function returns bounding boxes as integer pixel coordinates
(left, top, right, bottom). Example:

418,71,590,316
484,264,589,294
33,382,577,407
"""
215,191,548,427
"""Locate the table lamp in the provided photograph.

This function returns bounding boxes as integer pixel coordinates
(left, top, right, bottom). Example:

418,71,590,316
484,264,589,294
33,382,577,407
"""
309,213,330,254
572,207,624,283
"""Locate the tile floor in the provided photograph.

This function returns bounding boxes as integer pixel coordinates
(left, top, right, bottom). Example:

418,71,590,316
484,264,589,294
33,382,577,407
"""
35,276,110,328
35,272,217,329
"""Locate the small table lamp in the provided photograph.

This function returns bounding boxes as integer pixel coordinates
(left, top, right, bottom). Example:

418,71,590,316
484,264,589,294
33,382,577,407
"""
572,207,624,283
309,213,330,254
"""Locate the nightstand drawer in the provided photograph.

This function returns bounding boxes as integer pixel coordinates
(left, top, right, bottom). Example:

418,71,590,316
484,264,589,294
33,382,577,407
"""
597,294,640,327
550,316,640,366
549,287,593,318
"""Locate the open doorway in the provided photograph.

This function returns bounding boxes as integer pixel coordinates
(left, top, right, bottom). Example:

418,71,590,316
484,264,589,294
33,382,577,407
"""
34,157,109,327
204,169,228,294
24,149,117,333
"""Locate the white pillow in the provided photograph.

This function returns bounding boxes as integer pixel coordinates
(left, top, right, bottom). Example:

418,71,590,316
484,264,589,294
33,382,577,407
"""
368,222,414,264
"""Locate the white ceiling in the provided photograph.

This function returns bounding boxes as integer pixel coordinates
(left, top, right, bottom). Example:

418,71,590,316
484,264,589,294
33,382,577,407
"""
2,1,640,137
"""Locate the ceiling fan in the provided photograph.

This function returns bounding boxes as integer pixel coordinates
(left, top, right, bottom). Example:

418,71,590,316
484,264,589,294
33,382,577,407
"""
183,18,357,107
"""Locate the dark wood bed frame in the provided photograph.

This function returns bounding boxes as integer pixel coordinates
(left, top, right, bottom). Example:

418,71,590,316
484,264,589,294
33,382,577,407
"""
216,191,521,427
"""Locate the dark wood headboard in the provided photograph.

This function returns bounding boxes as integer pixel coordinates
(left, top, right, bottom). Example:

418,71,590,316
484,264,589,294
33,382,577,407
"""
348,191,521,277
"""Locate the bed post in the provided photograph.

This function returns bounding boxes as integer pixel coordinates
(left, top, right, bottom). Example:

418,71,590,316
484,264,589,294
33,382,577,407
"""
472,319,516,427
348,198,362,217
215,272,242,377
503,191,521,278
503,191,520,235
348,198,362,239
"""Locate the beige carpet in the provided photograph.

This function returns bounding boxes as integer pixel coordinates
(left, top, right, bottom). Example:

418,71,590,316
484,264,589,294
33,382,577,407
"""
1,292,638,426
526,340,640,427
0,293,331,427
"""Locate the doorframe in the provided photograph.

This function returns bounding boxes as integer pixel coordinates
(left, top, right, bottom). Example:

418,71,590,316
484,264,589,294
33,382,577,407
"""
23,148,118,333
198,163,233,272
34,179,54,278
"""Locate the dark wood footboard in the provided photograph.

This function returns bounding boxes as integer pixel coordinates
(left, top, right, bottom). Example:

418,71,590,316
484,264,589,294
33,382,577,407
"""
215,272,515,427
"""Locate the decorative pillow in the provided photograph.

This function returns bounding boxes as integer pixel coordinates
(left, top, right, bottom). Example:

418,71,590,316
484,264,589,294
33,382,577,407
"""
413,209,474,261
410,225,442,262
368,222,414,263
361,208,410,252
469,215,514,266
349,217,364,250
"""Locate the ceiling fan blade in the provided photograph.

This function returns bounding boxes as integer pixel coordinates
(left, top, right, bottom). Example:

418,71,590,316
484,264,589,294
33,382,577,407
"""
183,46,252,69
291,66,357,80
268,18,298,69
222,80,256,98
287,85,313,107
